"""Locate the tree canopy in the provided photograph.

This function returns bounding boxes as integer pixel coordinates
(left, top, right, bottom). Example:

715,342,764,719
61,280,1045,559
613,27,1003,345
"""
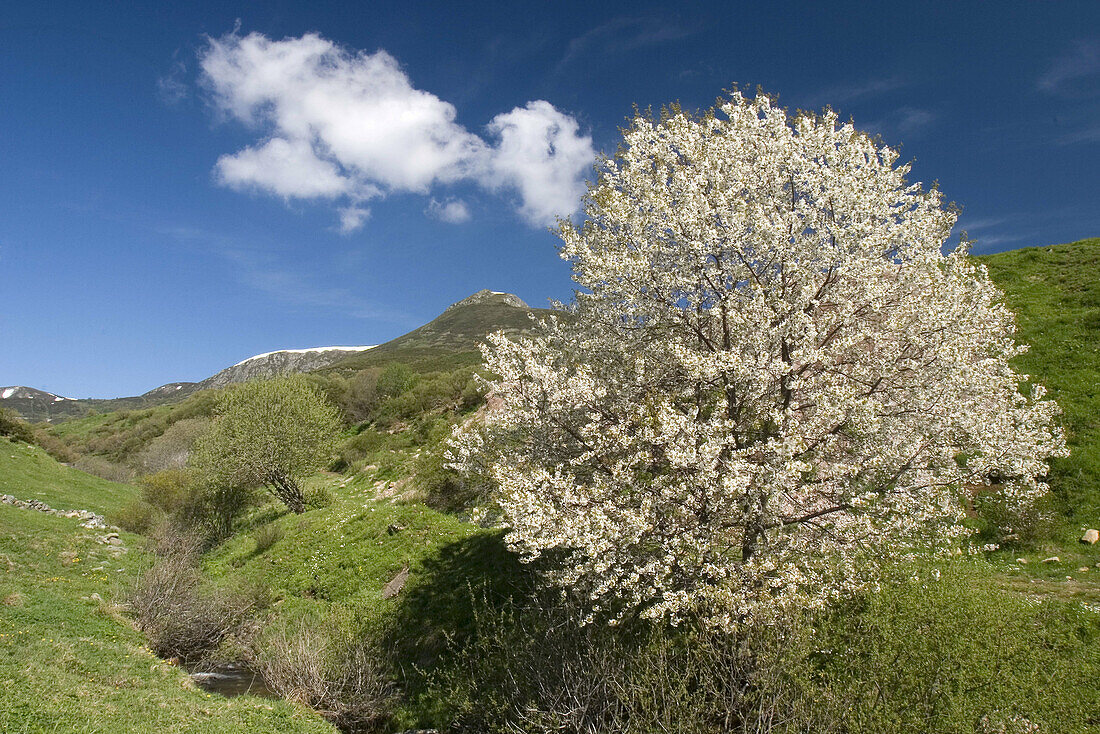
192,375,341,514
451,92,1067,628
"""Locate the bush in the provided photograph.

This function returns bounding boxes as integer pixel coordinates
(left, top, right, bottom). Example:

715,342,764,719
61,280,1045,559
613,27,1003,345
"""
73,455,134,483
140,468,198,514
112,499,162,535
303,484,333,510
136,417,211,473
253,524,284,554
0,408,36,445
253,617,394,731
413,563,1100,734
129,548,265,662
31,429,76,463
140,469,252,545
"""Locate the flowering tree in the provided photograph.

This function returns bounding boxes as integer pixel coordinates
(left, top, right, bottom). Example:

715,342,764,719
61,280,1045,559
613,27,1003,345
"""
450,92,1066,628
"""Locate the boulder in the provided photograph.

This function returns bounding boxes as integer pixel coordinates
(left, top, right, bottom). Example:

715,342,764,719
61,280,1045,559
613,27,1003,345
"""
1080,528,1099,545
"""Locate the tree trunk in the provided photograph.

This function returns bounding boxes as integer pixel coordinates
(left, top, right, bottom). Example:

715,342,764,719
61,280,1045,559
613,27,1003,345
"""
270,474,306,514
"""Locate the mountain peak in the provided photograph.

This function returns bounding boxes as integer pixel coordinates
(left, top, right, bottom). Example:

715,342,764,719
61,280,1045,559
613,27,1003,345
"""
445,289,528,311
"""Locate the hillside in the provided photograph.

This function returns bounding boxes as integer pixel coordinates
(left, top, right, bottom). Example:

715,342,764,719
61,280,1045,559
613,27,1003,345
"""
979,238,1100,520
321,290,552,374
0,440,333,733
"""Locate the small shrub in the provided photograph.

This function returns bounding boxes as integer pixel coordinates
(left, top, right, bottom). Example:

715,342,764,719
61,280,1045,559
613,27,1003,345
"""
303,484,334,510
31,429,76,463
73,455,134,483
140,468,198,514
253,618,394,732
112,499,162,535
129,549,264,662
253,524,284,554
0,408,35,444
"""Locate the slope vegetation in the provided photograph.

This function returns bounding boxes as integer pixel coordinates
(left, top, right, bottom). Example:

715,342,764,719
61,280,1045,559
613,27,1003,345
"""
980,238,1100,520
0,442,333,733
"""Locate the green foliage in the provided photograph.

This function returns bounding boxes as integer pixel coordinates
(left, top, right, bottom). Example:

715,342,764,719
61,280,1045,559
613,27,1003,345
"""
0,407,36,444
408,562,1099,733
113,498,163,535
0,499,333,732
192,376,342,514
981,238,1100,522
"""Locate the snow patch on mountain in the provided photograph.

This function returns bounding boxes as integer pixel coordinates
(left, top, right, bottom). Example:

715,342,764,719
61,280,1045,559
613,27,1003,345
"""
231,345,377,368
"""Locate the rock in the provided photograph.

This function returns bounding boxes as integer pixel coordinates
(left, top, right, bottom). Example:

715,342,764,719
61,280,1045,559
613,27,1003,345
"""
1079,567,1091,573
1041,556,1060,564
107,537,123,546
1081,529,1099,545
381,565,410,599
1015,558,1028,564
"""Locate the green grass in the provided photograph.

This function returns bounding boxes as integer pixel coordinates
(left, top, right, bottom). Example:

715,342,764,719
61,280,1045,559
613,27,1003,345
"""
980,238,1100,522
202,473,503,614
0,438,138,516
0,500,333,733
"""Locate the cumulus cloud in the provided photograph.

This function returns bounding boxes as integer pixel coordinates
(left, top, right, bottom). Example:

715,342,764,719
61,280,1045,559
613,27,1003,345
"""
216,137,355,199
426,198,471,224
485,101,595,226
199,31,594,229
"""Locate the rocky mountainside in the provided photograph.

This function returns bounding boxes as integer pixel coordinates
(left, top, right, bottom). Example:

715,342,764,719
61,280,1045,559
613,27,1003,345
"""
0,386,77,423
195,346,377,390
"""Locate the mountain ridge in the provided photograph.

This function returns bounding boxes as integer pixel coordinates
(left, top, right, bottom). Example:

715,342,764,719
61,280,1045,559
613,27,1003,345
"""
3,290,538,422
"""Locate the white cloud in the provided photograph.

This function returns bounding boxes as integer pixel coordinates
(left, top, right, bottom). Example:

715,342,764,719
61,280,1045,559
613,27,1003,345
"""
199,31,594,229
426,198,471,224
216,137,355,199
338,205,371,234
485,101,594,227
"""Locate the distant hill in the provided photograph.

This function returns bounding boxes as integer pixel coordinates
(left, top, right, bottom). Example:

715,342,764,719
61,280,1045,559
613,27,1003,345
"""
322,289,552,374
4,290,546,423
0,386,79,423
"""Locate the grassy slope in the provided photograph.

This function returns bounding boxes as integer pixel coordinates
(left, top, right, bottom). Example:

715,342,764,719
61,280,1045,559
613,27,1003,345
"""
0,438,138,516
0,450,333,733
979,239,1100,599
980,238,1100,521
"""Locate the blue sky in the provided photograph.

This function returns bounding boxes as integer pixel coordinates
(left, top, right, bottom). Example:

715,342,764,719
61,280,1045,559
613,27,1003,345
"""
2,1,1098,398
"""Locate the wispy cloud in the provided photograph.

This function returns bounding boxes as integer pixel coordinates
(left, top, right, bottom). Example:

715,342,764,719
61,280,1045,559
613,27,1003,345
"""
153,223,414,324
222,248,417,323
426,198,471,224
156,54,189,105
1038,39,1100,97
197,31,595,230
860,107,937,143
804,76,906,109
556,16,694,71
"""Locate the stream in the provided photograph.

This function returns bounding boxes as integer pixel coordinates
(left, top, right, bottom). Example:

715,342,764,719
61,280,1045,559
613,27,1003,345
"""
186,663,277,698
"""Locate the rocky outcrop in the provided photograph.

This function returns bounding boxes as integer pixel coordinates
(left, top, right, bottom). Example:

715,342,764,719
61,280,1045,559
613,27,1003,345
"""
444,289,528,311
196,346,378,390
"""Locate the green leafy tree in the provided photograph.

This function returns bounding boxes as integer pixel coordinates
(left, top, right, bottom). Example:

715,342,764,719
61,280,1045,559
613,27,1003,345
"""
192,375,342,514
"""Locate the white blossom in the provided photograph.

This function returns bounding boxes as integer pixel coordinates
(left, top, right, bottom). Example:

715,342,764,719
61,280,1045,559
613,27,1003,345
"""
450,92,1067,629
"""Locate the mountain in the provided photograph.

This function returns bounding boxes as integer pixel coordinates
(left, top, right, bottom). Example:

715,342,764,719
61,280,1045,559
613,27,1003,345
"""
0,386,78,423
4,290,545,422
194,346,377,391
321,289,550,374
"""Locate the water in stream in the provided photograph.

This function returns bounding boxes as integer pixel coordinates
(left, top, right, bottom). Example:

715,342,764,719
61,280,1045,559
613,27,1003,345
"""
187,664,277,698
